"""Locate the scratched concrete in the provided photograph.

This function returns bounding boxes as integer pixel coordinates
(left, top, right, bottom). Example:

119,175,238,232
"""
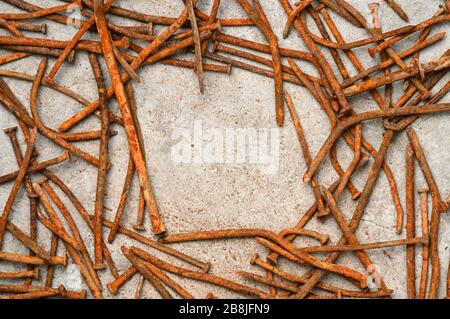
0,0,448,299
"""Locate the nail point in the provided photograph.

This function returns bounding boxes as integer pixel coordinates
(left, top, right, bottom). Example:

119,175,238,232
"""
250,254,259,265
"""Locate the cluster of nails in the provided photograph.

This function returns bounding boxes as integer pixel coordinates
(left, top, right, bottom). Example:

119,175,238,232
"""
0,0,449,299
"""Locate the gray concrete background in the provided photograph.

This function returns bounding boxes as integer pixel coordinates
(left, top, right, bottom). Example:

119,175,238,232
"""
0,0,448,298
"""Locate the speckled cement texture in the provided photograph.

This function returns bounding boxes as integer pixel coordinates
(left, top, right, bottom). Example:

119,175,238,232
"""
0,0,449,299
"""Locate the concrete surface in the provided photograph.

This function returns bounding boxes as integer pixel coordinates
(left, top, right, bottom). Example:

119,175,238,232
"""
0,0,449,299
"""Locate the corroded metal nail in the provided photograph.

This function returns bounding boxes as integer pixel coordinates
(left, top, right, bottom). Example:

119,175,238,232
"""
417,186,430,299
405,143,416,299
0,269,39,279
0,283,86,299
185,0,205,94
284,91,327,217
106,266,138,296
0,250,66,266
89,52,109,270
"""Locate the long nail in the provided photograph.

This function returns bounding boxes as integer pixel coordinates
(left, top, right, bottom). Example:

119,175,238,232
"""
4,124,39,286
0,249,66,266
8,22,47,34
200,0,220,56
88,52,110,270
0,69,89,106
185,0,205,94
0,52,30,65
0,269,39,279
107,266,138,296
0,45,76,61
0,3,76,20
405,143,416,298
284,91,327,217
307,5,349,80
205,51,307,86
160,57,232,74
125,82,147,232
239,271,300,294
313,2,359,27
214,43,313,80
215,32,318,65
417,187,430,299
245,0,285,125
0,284,86,299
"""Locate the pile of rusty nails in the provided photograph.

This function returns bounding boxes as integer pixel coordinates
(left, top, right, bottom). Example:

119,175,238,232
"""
0,0,449,299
